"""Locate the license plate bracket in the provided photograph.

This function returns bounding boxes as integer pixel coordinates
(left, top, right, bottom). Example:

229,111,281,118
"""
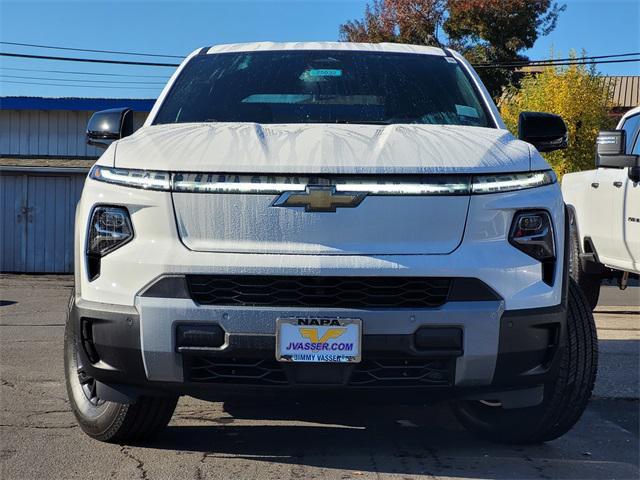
275,317,362,363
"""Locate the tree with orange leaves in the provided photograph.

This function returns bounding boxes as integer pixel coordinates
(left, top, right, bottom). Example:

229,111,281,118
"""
339,0,566,97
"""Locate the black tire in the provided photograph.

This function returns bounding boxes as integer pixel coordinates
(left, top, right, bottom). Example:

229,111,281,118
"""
64,290,178,443
569,218,601,310
451,279,598,444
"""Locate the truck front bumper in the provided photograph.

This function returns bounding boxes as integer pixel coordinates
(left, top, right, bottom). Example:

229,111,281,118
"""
70,282,566,403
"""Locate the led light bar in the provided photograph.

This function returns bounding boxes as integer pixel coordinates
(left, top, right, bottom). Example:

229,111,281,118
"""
335,182,470,195
172,173,307,194
90,165,171,191
172,173,471,195
471,170,556,194
89,167,556,195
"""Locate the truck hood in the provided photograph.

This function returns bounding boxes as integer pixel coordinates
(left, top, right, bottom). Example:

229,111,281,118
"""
113,122,532,174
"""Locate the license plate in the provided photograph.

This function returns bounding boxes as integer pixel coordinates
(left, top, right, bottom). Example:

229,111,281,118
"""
276,318,361,363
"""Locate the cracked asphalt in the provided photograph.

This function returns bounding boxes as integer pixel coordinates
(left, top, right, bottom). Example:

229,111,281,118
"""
1,275,638,480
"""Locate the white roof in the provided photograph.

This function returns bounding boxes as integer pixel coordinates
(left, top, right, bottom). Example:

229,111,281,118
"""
206,41,446,56
619,105,640,128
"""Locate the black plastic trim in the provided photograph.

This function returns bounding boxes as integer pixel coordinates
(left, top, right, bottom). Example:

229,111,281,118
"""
508,209,556,286
187,275,452,308
448,278,500,302
567,205,605,275
582,236,606,274
442,47,454,57
70,300,146,386
415,327,463,353
176,324,225,350
493,302,566,387
140,275,190,299
85,204,135,282
143,275,500,304
493,207,569,388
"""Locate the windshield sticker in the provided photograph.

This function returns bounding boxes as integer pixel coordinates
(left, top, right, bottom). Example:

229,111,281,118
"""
456,104,480,118
308,69,342,77
243,94,312,104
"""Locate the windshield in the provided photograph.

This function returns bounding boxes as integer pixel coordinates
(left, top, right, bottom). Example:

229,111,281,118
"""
153,50,493,127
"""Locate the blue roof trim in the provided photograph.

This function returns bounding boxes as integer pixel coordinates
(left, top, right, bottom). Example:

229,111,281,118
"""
0,97,155,112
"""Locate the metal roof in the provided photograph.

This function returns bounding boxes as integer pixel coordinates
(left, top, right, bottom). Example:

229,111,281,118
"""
0,97,155,112
499,74,639,110
0,157,95,171
601,76,640,108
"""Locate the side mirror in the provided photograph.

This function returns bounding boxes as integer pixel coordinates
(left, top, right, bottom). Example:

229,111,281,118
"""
595,130,640,182
87,108,133,149
518,111,568,152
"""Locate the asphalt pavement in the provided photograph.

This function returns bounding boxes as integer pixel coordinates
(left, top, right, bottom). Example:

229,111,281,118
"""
1,275,638,480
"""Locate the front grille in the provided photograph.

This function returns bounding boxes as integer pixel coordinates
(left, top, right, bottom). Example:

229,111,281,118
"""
187,357,288,385
186,275,451,308
185,357,453,387
349,359,452,386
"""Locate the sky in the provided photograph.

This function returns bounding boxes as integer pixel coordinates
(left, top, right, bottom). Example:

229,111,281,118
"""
0,0,638,99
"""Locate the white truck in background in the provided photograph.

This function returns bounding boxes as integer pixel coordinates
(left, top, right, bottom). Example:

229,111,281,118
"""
562,106,640,309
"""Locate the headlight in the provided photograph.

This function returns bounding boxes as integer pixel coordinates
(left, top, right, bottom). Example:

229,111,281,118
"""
90,165,171,191
86,206,133,280
90,165,555,195
509,210,556,285
472,170,556,194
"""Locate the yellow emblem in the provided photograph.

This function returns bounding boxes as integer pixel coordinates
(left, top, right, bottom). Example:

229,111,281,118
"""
299,328,346,344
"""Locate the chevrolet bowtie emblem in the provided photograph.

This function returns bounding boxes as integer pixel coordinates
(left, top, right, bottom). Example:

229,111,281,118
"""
272,186,367,212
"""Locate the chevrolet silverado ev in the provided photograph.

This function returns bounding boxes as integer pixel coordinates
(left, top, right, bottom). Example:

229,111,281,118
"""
65,42,598,445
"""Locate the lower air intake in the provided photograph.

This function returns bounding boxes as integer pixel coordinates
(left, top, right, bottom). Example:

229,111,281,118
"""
185,357,454,387
186,275,452,309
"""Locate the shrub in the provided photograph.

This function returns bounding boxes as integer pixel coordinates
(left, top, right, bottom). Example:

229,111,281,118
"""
500,59,613,177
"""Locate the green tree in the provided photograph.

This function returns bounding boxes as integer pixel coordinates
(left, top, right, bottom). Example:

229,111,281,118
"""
500,59,613,177
445,0,565,96
339,0,565,97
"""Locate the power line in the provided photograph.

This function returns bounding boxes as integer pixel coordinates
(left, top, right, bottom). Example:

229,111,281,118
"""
0,52,180,67
4,40,637,66
0,41,184,59
1,66,170,78
1,80,161,90
1,74,165,85
474,57,640,69
474,51,640,67
1,48,638,70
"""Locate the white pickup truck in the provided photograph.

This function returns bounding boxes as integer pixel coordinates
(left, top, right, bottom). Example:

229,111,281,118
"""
562,106,640,309
66,42,598,446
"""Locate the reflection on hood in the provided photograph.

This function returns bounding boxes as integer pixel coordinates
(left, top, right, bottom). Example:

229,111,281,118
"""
113,122,532,174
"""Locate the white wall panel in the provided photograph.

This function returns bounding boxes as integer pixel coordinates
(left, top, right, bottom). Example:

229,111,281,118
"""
0,110,148,158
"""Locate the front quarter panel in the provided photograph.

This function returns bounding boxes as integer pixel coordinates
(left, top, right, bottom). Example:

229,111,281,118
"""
465,182,565,308
75,176,179,305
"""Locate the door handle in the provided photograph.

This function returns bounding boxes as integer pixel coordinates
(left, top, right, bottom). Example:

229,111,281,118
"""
613,181,623,188
17,206,28,223
19,206,34,223
591,182,599,188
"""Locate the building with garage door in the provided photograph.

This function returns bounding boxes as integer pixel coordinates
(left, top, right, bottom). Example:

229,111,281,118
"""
0,97,153,273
